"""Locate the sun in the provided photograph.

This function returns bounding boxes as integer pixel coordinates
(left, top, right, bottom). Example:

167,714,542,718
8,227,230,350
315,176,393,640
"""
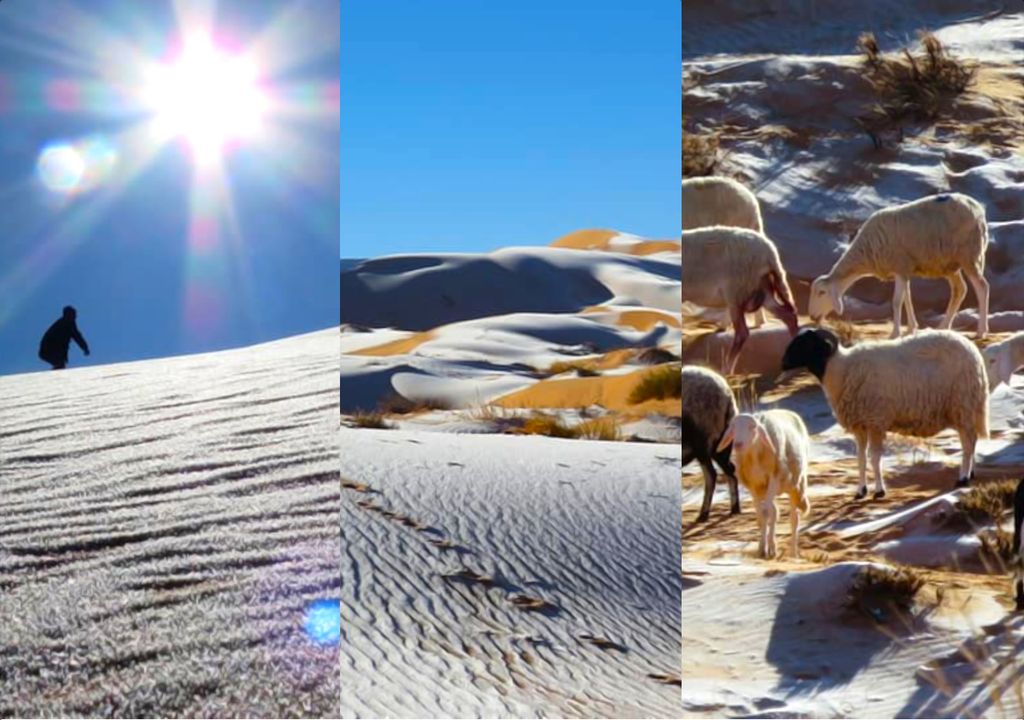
143,34,268,163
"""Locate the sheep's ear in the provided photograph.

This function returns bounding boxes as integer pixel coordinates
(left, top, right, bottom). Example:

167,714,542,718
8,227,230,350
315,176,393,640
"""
716,423,735,453
755,423,776,455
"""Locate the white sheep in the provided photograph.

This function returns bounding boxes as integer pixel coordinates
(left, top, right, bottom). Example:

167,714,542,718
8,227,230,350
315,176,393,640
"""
983,332,1024,389
716,410,811,559
807,193,990,340
781,327,989,499
682,365,740,522
682,226,799,373
682,176,768,327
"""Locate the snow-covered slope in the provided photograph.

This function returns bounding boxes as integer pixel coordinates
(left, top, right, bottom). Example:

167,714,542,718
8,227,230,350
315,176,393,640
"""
0,329,339,717
340,429,682,718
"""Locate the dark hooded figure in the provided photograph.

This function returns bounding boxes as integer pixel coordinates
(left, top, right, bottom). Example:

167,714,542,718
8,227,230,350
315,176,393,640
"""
39,305,90,370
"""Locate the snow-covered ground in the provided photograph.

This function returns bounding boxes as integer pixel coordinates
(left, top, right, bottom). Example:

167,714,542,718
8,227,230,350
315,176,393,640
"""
0,329,339,717
341,429,682,718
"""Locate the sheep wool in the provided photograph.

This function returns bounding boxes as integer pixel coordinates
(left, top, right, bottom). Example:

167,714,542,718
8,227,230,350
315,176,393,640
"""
682,176,764,233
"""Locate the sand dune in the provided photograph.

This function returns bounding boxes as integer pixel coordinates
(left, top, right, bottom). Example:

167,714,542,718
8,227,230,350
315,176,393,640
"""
0,329,339,717
340,429,682,718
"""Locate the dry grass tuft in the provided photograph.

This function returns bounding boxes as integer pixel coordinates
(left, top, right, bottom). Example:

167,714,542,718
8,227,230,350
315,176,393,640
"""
519,413,579,439
683,116,719,177
378,393,452,415
628,363,682,405
979,527,1017,565
637,347,680,365
577,417,623,442
847,564,924,621
856,31,977,147
945,478,1017,529
350,410,392,429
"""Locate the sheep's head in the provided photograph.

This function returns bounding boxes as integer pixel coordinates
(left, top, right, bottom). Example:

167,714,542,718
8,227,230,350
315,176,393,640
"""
808,276,843,322
983,343,1014,389
781,327,838,382
716,413,775,455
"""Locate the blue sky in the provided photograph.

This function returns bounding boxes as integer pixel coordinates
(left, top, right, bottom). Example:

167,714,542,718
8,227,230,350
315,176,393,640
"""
0,0,338,375
340,1,681,258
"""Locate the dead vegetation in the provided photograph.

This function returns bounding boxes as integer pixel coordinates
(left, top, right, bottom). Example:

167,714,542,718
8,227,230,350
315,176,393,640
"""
350,410,392,430
377,393,452,415
847,563,925,621
856,31,977,148
683,115,720,177
944,478,1017,529
628,363,682,405
545,359,600,377
516,412,623,442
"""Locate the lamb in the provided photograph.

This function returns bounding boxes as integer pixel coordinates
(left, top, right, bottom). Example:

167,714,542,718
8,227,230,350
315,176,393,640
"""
715,410,811,559
682,226,799,374
983,332,1024,389
1012,478,1024,611
682,365,740,522
780,327,989,499
807,193,990,340
682,176,768,328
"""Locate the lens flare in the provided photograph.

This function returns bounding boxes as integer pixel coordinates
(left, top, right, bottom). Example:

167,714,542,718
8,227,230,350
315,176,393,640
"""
303,599,340,646
36,136,118,196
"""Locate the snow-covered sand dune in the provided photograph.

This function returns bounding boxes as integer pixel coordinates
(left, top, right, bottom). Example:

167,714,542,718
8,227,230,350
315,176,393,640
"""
340,429,682,718
0,329,339,717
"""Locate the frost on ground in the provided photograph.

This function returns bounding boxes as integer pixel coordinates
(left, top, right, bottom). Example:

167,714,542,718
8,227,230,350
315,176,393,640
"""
0,329,339,718
341,429,682,718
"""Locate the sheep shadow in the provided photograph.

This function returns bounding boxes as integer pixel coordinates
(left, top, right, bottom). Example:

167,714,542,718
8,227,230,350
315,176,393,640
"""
765,567,897,697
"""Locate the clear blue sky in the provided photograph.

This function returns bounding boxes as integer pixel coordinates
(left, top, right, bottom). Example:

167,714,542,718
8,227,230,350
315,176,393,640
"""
0,0,338,376
340,1,681,259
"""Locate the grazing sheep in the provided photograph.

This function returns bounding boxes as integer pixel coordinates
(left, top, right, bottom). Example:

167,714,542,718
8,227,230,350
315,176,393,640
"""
682,365,740,522
983,332,1024,389
682,226,799,374
682,176,768,328
807,193,990,340
1012,478,1024,611
781,327,989,499
716,410,811,559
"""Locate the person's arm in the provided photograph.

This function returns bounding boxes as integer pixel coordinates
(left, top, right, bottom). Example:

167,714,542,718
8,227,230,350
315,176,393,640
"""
71,324,90,355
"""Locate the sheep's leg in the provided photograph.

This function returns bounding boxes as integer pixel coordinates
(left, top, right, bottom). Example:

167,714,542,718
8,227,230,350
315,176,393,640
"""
726,305,749,374
902,280,919,334
696,455,717,522
889,276,907,339
964,264,990,339
788,493,801,560
955,428,976,489
869,430,887,499
941,271,967,330
713,447,740,515
752,308,767,328
763,497,778,559
855,431,869,499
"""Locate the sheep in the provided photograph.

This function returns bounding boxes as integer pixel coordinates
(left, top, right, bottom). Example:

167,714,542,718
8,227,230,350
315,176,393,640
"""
1012,477,1024,611
715,410,811,559
682,176,768,328
780,327,989,499
983,332,1024,389
807,193,990,340
682,365,740,522
682,226,799,374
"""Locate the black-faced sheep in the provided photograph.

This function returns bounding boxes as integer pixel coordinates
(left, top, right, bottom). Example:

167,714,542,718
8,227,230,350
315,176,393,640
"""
780,327,989,499
716,410,811,559
682,226,799,374
682,365,740,522
807,193,990,340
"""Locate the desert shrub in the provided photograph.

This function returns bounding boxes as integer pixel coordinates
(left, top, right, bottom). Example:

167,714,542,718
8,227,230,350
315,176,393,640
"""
637,347,679,365
847,564,924,620
856,31,976,146
519,413,579,439
944,478,1017,528
576,417,623,442
350,411,392,429
546,360,599,377
683,115,719,178
378,393,451,414
629,364,682,404
979,527,1017,565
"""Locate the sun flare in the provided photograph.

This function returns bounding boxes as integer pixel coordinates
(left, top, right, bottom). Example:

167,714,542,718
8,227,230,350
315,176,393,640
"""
143,34,268,162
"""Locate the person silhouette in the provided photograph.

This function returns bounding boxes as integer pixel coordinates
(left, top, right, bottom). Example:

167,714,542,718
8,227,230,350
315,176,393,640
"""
39,305,90,370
